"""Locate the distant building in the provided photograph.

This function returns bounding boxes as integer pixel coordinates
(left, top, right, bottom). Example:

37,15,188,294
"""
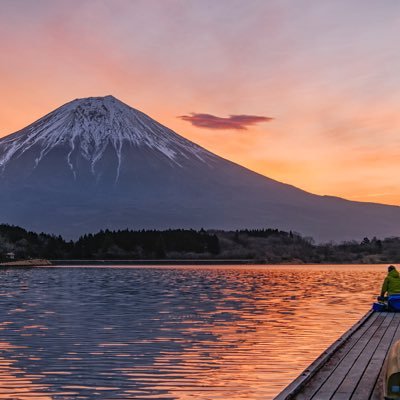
6,252,15,260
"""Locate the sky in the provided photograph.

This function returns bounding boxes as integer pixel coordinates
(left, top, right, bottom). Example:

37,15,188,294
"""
1,0,400,204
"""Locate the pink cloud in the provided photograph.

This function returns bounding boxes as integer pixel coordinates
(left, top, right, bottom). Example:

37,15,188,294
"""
179,113,273,130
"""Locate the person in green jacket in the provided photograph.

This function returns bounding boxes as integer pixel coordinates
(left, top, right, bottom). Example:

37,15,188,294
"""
381,265,400,297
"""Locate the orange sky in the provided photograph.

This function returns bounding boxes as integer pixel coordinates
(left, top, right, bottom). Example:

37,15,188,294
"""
1,0,400,205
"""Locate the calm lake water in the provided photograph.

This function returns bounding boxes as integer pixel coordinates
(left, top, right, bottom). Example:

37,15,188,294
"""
0,264,386,399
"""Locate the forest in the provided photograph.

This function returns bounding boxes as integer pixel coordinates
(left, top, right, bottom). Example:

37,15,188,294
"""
0,223,399,264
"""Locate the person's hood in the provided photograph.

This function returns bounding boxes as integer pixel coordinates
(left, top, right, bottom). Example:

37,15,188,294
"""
388,269,400,278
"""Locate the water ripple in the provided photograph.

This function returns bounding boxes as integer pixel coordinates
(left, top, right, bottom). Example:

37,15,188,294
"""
0,265,384,399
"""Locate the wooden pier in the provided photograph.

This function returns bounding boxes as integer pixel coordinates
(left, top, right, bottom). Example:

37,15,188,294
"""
275,310,400,400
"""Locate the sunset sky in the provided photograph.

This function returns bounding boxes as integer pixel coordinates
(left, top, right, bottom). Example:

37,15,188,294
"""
1,0,400,204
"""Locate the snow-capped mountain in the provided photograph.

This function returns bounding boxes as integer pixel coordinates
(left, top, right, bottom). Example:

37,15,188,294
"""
1,95,400,241
0,95,217,183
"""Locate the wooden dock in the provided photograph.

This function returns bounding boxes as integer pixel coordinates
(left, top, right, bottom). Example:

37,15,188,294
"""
275,310,400,400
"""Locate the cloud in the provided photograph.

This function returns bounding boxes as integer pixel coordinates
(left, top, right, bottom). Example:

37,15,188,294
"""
178,113,273,130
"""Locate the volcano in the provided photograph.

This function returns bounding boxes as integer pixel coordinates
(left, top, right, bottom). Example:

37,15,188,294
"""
1,95,399,241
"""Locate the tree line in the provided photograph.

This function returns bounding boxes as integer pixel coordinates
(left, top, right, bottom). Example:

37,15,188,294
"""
0,223,400,263
0,225,219,260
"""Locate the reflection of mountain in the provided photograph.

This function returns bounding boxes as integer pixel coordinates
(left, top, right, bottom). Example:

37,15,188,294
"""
1,95,400,241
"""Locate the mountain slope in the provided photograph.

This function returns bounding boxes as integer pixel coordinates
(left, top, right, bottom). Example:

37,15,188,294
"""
1,95,399,241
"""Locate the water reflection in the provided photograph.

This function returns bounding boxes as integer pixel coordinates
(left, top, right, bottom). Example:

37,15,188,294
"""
0,339,52,399
0,265,385,399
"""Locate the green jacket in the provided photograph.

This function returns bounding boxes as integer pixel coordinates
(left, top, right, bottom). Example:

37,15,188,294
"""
381,269,400,296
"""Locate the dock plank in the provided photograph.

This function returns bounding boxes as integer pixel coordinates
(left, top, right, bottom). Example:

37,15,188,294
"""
275,311,400,400
306,313,386,400
370,313,400,400
294,312,380,400
331,312,394,399
351,313,400,400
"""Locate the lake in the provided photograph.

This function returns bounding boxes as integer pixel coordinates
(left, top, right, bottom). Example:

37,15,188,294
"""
0,264,386,399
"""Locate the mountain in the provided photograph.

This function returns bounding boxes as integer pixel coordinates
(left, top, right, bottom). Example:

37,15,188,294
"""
0,95,399,241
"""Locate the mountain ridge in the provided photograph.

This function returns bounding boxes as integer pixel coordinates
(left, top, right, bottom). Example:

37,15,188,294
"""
1,95,400,242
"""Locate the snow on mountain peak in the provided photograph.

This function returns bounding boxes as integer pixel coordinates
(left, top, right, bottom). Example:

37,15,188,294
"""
0,96,215,179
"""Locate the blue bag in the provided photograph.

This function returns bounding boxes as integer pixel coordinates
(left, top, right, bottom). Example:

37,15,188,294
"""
373,302,387,312
388,294,400,311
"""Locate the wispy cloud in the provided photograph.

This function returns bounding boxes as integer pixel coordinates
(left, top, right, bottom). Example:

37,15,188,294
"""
178,113,273,130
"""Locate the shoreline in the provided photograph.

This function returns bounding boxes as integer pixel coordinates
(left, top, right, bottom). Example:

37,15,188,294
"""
51,259,257,266
48,259,392,266
0,259,52,267
0,259,391,267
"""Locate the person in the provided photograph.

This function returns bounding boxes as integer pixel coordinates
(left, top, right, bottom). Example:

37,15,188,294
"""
380,265,400,298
